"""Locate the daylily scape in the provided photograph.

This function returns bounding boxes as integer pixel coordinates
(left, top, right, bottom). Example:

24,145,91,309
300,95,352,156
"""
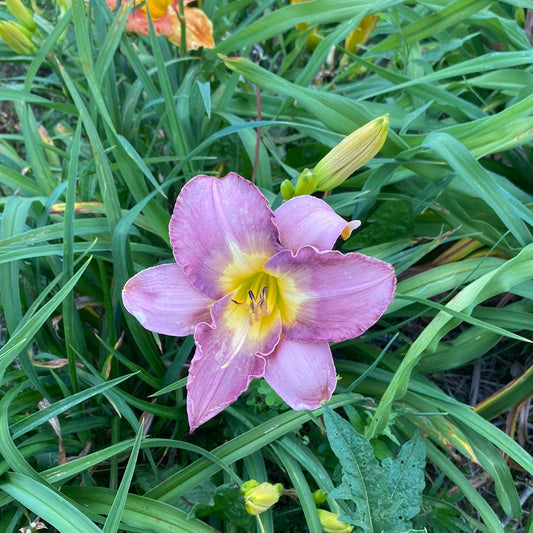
122,173,396,430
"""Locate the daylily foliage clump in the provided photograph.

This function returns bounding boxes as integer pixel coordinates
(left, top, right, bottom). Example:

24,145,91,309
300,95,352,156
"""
123,174,395,430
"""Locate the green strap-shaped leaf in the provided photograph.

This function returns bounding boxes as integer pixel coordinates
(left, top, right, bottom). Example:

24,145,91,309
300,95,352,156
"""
370,0,495,53
367,243,533,439
102,424,144,533
423,132,532,246
0,257,91,381
63,487,218,533
215,0,405,55
0,473,103,533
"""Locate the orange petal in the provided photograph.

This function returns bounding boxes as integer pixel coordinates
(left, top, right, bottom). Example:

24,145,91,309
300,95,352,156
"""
126,7,177,36
167,6,214,50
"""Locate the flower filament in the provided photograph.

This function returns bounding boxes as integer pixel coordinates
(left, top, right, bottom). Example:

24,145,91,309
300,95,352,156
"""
232,285,269,325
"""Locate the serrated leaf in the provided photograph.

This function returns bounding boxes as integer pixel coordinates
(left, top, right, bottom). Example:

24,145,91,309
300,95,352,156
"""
324,407,426,533
325,406,387,532
381,433,426,525
188,484,252,529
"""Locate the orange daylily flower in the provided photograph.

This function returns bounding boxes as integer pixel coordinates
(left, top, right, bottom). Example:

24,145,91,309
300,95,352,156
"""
167,3,214,50
106,0,214,50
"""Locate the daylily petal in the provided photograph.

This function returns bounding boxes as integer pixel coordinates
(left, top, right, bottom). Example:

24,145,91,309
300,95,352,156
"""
187,289,283,429
122,263,213,336
187,334,267,431
264,246,396,343
170,173,281,299
167,5,215,50
264,337,336,410
125,6,177,36
274,195,360,252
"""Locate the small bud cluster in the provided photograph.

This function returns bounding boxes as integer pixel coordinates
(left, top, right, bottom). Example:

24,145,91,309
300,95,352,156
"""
312,490,354,532
281,115,389,199
240,479,284,515
0,0,42,55
317,509,354,533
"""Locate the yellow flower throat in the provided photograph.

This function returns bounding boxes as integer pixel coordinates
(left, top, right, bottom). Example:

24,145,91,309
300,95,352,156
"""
137,0,170,19
231,274,279,326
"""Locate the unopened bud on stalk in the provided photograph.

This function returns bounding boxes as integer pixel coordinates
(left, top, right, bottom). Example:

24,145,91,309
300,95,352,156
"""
312,489,328,504
240,480,283,515
317,509,354,533
0,20,37,55
6,0,36,32
280,179,295,200
294,168,318,196
313,115,389,191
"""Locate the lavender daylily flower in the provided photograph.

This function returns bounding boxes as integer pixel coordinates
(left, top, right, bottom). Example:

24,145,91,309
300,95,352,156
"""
122,173,396,431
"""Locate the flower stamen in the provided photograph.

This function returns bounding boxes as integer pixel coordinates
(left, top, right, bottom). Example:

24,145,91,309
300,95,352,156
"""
257,286,268,314
232,285,270,325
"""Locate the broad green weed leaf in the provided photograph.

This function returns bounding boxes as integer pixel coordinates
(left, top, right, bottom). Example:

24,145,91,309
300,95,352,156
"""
188,484,252,529
324,407,425,533
381,434,426,526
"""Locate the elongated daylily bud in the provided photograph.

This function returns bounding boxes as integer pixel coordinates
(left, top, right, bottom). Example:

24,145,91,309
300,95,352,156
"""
317,509,354,533
6,0,36,32
313,115,389,192
240,480,283,515
0,20,37,55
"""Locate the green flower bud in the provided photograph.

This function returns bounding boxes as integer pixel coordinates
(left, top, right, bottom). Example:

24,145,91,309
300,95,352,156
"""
317,509,354,533
0,20,37,55
240,480,283,515
312,489,328,504
6,0,36,32
514,7,525,27
294,168,318,196
280,179,295,200
313,115,389,191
